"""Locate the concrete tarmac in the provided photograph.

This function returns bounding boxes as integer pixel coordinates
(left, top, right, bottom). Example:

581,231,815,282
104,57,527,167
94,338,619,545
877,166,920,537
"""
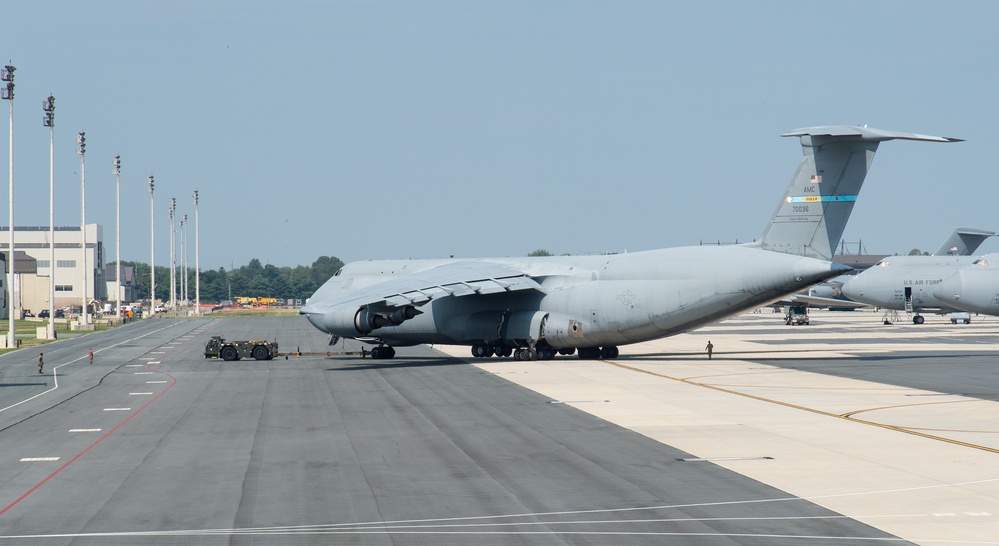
438,309,999,545
0,311,973,544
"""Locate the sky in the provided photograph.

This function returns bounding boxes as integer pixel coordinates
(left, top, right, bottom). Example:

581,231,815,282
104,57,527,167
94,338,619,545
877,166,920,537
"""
0,1,995,270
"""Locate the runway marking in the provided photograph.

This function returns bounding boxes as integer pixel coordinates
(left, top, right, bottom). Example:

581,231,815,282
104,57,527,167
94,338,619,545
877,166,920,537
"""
133,372,154,375
129,393,153,396
147,361,161,365
0,319,225,518
146,381,168,384
125,364,144,367
0,322,178,415
603,360,999,454
19,458,59,462
103,408,131,411
68,429,101,433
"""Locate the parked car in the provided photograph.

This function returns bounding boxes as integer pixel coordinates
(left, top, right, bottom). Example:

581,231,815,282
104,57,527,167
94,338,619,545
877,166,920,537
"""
38,309,49,318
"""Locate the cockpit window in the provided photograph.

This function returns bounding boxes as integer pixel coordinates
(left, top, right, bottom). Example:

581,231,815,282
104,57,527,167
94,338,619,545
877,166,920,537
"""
974,259,990,266
877,259,890,267
334,268,343,276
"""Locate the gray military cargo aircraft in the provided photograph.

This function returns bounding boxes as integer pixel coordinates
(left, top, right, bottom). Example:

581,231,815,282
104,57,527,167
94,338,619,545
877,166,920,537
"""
840,228,996,323
301,126,959,359
800,227,995,309
934,253,999,316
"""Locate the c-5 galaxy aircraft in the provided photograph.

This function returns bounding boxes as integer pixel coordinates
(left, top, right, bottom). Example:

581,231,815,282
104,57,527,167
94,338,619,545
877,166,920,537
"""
801,227,995,308
933,253,999,316
301,126,959,359
840,227,995,323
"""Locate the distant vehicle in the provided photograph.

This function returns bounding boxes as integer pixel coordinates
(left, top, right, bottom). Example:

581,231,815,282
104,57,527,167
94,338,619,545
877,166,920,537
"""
950,312,971,324
204,336,279,361
154,305,166,313
785,305,809,325
22,310,34,318
38,310,48,318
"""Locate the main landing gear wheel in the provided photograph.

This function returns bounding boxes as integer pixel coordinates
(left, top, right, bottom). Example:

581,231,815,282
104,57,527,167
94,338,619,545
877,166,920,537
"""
913,315,925,325
370,346,396,359
471,344,495,358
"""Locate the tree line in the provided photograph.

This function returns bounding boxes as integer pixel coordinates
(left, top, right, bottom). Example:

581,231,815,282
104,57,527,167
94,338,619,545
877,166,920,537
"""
114,256,344,304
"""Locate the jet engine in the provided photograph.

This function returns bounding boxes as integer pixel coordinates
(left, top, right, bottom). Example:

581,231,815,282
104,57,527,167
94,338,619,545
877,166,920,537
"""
325,305,422,335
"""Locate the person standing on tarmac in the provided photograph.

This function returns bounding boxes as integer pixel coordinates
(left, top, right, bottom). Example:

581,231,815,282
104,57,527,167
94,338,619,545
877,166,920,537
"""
88,347,94,365
705,340,714,360
38,352,44,374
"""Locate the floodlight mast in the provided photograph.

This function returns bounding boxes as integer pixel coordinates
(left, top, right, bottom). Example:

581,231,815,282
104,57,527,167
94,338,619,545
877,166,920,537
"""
169,197,176,311
179,214,186,307
193,190,199,315
113,155,121,322
43,95,55,339
148,175,154,315
77,131,88,325
2,63,14,347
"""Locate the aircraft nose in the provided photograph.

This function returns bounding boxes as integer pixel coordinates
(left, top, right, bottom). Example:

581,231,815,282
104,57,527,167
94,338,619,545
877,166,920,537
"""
840,276,865,301
299,304,330,333
934,272,963,305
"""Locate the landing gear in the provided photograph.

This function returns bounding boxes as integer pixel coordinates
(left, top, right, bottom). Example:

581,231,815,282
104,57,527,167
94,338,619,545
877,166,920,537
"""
369,346,396,359
913,315,925,325
471,344,495,358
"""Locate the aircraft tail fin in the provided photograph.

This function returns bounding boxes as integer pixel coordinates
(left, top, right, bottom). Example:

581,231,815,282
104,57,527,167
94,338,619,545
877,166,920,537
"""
758,126,961,261
933,227,995,256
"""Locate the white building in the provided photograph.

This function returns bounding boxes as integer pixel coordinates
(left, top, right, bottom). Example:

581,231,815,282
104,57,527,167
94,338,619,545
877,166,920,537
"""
0,224,105,317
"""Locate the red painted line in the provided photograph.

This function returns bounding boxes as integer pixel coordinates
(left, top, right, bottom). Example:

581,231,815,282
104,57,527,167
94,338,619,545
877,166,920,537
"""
0,351,182,516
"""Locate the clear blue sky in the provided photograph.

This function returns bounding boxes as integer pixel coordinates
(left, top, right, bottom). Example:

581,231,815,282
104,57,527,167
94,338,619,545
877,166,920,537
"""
0,1,994,270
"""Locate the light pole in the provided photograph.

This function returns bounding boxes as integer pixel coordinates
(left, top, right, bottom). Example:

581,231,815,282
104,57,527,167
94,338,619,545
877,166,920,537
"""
77,131,88,325
43,95,55,339
169,197,176,310
148,176,155,315
193,190,199,315
113,154,121,322
2,63,14,346
179,214,186,307
182,213,188,305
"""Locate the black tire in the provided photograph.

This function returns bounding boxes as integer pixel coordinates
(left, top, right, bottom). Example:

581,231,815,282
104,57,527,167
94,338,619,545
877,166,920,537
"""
914,315,925,325
220,346,239,361
252,345,269,360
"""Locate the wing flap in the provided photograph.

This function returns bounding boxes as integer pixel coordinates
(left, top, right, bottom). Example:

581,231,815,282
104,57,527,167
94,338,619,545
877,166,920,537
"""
312,260,544,314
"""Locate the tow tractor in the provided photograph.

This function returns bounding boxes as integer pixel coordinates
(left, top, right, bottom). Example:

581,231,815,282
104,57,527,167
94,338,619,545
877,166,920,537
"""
204,336,279,361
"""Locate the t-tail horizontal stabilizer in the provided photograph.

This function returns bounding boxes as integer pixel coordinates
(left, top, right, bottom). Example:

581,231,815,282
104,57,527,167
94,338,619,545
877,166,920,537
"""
758,125,962,260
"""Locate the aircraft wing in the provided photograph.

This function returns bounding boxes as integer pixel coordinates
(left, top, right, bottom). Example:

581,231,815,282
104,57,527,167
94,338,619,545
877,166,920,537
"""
790,294,868,308
310,260,544,312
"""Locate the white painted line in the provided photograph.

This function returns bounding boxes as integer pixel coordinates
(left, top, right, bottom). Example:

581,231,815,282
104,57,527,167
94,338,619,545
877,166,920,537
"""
147,361,161,365
145,381,168,384
150,351,165,354
129,392,153,396
103,408,131,411
20,457,59,462
69,429,102,432
125,364,144,367
133,372,154,375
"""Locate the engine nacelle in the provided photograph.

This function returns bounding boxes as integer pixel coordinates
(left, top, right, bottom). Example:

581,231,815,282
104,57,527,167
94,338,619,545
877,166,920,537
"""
540,312,586,348
324,305,422,335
